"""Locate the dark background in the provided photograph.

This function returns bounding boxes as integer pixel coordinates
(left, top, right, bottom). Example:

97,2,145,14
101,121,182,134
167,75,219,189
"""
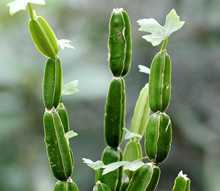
0,0,220,190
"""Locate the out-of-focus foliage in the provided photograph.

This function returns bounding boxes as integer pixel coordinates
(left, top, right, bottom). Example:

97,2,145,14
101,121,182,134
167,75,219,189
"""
0,0,220,191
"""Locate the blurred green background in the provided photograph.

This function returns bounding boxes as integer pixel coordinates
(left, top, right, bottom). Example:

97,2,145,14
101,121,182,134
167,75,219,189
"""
1,0,220,190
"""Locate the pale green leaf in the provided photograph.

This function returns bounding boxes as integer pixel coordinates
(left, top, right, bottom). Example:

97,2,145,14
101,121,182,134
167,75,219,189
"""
124,160,145,171
137,18,166,46
137,18,165,34
82,158,105,170
142,34,166,46
102,160,150,175
65,130,78,140
83,158,145,175
165,9,185,36
102,161,129,175
8,0,45,15
124,128,142,140
137,9,185,46
62,80,79,96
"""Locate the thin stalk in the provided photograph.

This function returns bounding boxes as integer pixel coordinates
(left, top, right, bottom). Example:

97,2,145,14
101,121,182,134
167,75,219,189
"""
27,3,36,20
160,38,169,51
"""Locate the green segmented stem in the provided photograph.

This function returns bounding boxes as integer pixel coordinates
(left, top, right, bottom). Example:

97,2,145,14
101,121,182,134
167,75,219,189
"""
108,8,132,77
43,58,62,109
149,50,172,112
13,4,80,190
108,9,126,77
104,78,125,148
43,58,56,109
29,16,59,58
43,110,73,181
102,9,132,191
37,16,59,54
144,112,172,164
156,113,172,163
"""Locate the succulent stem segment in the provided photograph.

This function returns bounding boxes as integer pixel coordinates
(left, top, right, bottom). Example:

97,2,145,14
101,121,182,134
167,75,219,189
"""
25,3,79,191
145,44,173,164
92,8,132,191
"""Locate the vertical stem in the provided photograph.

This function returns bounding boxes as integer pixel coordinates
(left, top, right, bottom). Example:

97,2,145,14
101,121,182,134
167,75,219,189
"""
27,3,35,20
160,38,169,51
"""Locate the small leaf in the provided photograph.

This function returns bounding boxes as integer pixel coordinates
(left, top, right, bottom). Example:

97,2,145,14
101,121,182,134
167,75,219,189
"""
102,161,129,175
65,130,78,140
58,39,75,50
124,160,145,171
142,34,166,46
8,0,45,15
82,158,105,170
138,65,150,74
124,128,142,140
137,18,165,35
137,18,166,46
164,9,185,36
62,80,79,96
137,9,185,46
102,160,148,175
